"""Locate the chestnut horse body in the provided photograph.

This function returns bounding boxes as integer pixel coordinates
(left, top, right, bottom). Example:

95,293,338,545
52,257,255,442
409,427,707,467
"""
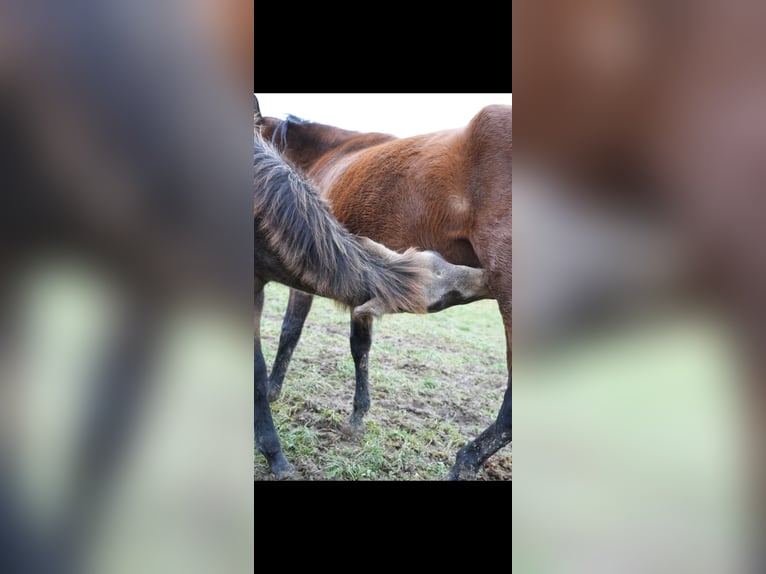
260,104,512,479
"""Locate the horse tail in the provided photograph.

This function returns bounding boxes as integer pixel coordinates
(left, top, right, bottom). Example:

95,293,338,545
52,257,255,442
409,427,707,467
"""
254,133,428,312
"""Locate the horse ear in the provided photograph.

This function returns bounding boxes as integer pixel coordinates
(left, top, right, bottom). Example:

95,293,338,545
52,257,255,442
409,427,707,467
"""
254,94,264,127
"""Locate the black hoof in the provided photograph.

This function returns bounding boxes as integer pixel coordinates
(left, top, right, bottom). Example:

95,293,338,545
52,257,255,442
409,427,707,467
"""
445,467,478,480
270,456,295,480
340,416,366,438
266,380,282,403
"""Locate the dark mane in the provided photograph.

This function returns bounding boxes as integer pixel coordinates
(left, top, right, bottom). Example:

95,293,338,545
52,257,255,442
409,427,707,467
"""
254,132,427,312
267,114,394,165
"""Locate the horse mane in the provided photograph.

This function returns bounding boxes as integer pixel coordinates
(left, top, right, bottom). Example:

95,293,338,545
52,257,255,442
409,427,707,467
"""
254,132,428,312
268,114,395,160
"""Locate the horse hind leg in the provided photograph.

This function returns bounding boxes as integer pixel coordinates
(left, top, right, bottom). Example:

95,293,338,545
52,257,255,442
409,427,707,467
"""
447,381,512,480
345,313,374,436
448,300,512,480
268,288,313,402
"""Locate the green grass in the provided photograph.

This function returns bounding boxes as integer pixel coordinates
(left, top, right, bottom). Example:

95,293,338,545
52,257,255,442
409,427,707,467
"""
255,282,509,480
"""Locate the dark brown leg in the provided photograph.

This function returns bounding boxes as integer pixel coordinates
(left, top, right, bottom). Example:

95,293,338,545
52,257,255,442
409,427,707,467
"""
347,313,374,435
268,289,313,402
448,298,512,480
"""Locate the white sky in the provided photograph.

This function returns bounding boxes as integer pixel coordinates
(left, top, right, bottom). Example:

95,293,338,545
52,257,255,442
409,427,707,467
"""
256,93,512,138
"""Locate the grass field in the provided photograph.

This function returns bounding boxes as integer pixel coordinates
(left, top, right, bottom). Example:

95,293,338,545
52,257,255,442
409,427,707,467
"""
254,282,512,480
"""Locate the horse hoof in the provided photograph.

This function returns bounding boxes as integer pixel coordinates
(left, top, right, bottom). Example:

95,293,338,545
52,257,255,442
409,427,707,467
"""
266,385,281,403
445,465,477,481
270,457,295,480
340,417,366,438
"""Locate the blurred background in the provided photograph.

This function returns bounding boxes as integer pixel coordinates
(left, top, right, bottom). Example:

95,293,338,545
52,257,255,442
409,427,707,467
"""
512,0,764,572
0,1,253,573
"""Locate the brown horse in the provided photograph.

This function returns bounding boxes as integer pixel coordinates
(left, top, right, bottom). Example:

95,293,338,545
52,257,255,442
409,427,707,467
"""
259,100,512,480
254,128,491,478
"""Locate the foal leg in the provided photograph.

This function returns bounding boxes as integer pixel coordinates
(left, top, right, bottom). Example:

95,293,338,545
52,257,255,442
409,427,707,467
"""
255,285,293,479
267,289,313,402
448,302,512,480
345,313,374,436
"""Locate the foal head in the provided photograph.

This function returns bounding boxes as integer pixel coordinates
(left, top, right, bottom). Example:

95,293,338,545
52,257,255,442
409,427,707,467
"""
352,240,491,318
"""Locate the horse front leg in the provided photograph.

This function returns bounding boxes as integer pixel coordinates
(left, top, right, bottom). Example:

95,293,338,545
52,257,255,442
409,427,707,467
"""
346,313,374,436
255,285,293,479
268,288,313,402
